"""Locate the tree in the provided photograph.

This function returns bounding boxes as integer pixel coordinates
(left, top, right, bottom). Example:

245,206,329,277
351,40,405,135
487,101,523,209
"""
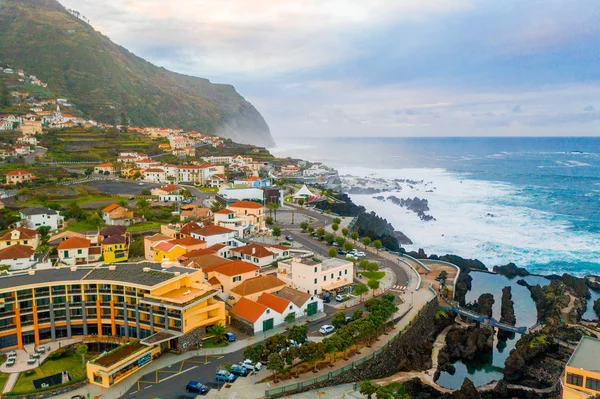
362,237,372,248
84,167,94,177
366,262,379,273
37,226,51,240
266,216,274,226
265,334,288,355
343,242,354,252
342,228,349,237
128,236,145,258
373,240,382,253
375,387,394,399
360,381,378,399
351,232,359,241
208,324,227,344
244,344,266,363
328,247,338,258
267,353,284,377
272,226,281,238
307,226,315,233
358,259,369,270
298,198,305,207
288,325,308,344
76,343,88,366
64,201,83,220
331,312,347,329
300,221,309,232
0,82,10,107
136,198,150,211
368,279,380,291
335,236,346,247
266,202,281,222
282,347,297,367
333,217,341,225
118,199,128,207
284,313,295,324
210,201,224,212
324,233,334,244
352,309,364,320
133,172,142,180
332,223,339,232
316,227,325,237
354,283,368,300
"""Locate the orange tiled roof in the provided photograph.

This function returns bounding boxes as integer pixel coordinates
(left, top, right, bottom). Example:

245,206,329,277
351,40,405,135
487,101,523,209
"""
207,276,221,286
192,225,235,236
233,243,274,258
158,185,179,193
5,169,33,176
180,222,202,236
0,227,38,241
228,201,263,209
96,162,113,168
57,237,91,250
230,275,287,297
0,244,35,260
203,260,259,276
102,203,120,213
215,209,234,214
230,297,268,323
257,292,290,314
171,237,206,247
183,248,217,258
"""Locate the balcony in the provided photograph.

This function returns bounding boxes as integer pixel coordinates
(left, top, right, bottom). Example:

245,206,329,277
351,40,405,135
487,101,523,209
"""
0,311,15,319
51,290,66,296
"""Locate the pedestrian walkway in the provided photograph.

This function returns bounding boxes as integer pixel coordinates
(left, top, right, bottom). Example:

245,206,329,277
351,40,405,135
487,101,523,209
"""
2,372,19,394
52,312,329,399
0,337,83,374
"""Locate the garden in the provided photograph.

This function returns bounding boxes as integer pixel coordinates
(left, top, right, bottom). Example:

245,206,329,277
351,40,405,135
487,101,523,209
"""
243,295,398,382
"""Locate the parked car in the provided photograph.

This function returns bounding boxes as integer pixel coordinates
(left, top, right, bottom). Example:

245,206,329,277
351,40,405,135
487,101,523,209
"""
215,369,237,383
345,316,353,324
138,182,144,186
224,332,236,342
229,364,249,377
346,254,358,260
186,381,210,394
6,358,15,367
285,235,294,241
241,359,262,371
319,325,335,335
337,250,346,255
356,251,366,257
335,294,344,302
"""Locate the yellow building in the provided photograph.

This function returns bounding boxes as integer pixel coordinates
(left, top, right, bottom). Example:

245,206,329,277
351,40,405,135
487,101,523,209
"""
102,234,129,264
0,262,226,388
153,242,188,262
203,260,260,297
562,336,600,398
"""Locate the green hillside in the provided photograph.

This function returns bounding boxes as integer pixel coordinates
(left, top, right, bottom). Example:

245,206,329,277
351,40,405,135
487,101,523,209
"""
0,0,274,146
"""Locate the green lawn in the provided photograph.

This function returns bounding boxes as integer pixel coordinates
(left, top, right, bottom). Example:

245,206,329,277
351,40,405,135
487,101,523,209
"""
201,337,228,349
127,221,162,232
61,220,101,232
11,352,92,395
0,372,8,393
360,271,385,280
24,195,118,207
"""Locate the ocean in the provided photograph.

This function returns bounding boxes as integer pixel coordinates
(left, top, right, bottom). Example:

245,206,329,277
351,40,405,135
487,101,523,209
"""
270,137,600,276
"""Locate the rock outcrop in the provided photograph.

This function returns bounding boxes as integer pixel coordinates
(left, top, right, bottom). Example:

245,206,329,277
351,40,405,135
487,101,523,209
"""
594,298,600,320
500,286,516,326
561,273,590,298
503,332,554,382
386,196,436,221
493,263,530,279
476,293,495,318
437,326,494,375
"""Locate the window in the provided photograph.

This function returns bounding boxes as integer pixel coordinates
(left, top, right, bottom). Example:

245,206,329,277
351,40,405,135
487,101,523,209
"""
339,271,342,276
314,278,317,284
331,273,334,279
23,240,27,245
314,289,317,294
567,373,584,387
77,249,82,255
323,276,326,281
233,276,242,283
314,267,317,273
345,269,348,275
266,309,270,314
586,377,600,392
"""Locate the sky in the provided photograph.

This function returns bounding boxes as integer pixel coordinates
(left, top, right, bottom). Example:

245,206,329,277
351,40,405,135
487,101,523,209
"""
60,0,600,139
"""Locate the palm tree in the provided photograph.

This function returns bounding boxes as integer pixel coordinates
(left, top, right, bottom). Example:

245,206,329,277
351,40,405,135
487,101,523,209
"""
210,201,224,212
208,324,227,344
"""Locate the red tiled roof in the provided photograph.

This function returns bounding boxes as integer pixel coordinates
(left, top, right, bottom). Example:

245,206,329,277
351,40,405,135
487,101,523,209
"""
102,203,120,213
228,201,263,209
96,162,113,168
230,297,268,323
145,168,165,173
257,292,290,314
5,169,33,176
102,235,126,244
158,185,179,193
180,222,202,236
154,241,176,252
57,237,91,250
210,244,228,252
171,237,205,247
0,244,34,260
230,275,287,297
182,248,217,258
215,209,234,214
203,260,259,276
233,243,274,258
0,227,38,241
207,276,221,286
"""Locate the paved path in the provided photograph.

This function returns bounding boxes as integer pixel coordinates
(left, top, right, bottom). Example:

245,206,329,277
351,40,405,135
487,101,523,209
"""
2,373,19,394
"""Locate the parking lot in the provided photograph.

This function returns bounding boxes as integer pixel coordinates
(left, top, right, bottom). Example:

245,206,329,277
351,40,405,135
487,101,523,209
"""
83,180,161,195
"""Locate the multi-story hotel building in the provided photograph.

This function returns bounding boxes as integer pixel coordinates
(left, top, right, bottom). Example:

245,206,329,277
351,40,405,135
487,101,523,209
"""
0,262,226,387
562,336,600,398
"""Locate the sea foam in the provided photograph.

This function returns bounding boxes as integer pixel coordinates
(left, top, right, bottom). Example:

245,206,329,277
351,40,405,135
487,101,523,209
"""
341,166,600,275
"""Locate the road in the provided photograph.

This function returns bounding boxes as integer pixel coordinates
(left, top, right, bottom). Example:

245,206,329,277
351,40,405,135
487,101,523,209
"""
122,307,362,399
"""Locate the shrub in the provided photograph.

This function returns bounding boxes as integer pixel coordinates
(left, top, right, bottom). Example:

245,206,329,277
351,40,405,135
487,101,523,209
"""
48,347,70,360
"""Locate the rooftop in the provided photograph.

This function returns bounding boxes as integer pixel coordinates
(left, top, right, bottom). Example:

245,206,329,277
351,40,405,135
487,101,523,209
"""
228,200,263,209
257,292,290,314
230,275,286,296
230,297,268,323
321,257,352,271
203,260,259,276
84,263,193,287
275,286,312,308
567,336,600,372
20,207,59,216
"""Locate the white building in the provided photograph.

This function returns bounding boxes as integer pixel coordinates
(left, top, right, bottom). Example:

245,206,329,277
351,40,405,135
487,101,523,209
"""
278,257,354,295
276,286,324,318
190,225,244,248
151,185,182,202
19,207,64,231
0,245,36,270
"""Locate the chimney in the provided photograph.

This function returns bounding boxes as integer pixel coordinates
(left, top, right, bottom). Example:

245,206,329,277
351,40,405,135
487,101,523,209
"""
109,265,117,271
252,247,256,255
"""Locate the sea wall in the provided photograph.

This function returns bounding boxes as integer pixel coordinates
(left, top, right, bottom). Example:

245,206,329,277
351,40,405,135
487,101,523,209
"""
266,299,440,398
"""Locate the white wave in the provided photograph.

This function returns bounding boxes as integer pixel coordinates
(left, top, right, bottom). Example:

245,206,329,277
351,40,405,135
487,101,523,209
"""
340,166,600,274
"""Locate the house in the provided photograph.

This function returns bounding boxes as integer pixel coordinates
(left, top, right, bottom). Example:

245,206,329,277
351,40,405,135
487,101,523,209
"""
19,207,64,230
153,241,188,263
229,274,287,302
17,136,38,146
47,231,86,246
179,205,212,222
99,226,130,264
229,297,278,335
562,336,600,398
102,204,137,226
94,162,117,175
278,257,354,295
0,227,40,249
203,260,260,295
5,169,35,185
143,168,166,183
275,286,324,318
19,119,43,135
160,222,202,239
151,185,182,202
57,237,101,265
257,292,296,322
190,225,241,248
182,253,231,270
143,233,173,261
170,236,206,252
230,243,276,268
0,245,36,270
215,201,265,237
208,174,227,188
265,244,291,261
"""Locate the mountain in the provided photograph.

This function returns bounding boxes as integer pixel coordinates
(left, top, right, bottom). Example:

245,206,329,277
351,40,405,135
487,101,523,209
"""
0,0,275,146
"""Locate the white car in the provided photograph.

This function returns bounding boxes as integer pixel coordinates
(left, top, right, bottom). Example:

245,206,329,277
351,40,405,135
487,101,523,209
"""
346,254,358,260
356,251,366,257
319,325,335,335
241,359,262,371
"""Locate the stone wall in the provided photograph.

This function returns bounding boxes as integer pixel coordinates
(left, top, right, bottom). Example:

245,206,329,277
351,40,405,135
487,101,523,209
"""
267,299,440,398
177,327,206,353
4,380,88,399
230,314,255,336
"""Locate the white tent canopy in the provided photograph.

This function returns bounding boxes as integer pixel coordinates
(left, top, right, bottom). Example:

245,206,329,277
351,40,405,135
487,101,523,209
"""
293,184,315,199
